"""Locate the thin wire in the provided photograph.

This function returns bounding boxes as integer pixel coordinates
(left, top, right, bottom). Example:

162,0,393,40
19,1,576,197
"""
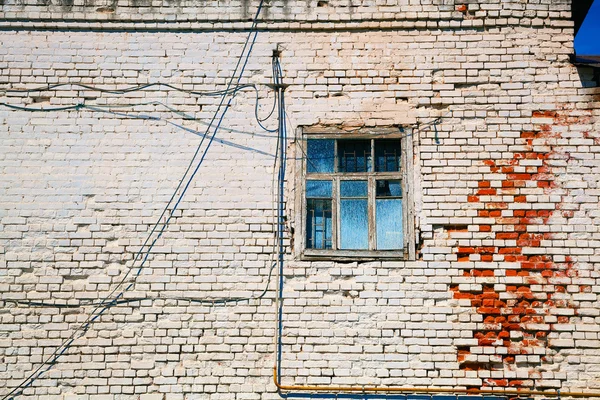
10,54,284,313
1,82,256,97
89,99,279,138
2,85,280,138
80,104,276,158
98,0,265,322
274,52,287,387
253,61,279,133
0,103,83,112
6,261,277,308
1,2,266,398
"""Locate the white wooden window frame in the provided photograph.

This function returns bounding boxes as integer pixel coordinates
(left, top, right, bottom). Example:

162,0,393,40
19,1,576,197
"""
294,126,416,261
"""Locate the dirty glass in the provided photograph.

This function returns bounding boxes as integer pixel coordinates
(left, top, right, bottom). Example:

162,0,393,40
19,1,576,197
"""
340,180,368,249
306,139,334,174
376,179,402,197
376,180,402,250
338,139,371,173
306,180,332,198
375,139,401,172
306,180,332,249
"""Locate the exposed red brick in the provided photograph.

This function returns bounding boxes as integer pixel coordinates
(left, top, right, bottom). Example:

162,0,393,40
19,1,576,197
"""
533,111,558,118
453,109,583,389
497,232,519,240
514,195,527,203
477,188,496,195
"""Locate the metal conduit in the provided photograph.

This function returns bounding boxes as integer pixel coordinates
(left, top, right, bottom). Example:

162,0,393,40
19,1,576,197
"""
269,43,600,400
273,367,600,398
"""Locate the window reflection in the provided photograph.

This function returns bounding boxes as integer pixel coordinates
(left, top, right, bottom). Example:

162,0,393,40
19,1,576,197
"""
307,139,335,174
338,140,371,172
340,180,368,250
376,180,402,250
375,139,401,172
306,180,332,249
304,135,407,254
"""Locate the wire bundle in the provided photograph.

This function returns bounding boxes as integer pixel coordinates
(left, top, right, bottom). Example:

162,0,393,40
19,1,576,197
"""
0,1,275,398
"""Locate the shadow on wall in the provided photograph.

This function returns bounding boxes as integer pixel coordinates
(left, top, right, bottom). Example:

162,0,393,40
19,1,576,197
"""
575,65,600,88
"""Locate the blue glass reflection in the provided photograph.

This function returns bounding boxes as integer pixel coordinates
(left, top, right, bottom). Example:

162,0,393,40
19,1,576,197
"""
306,180,332,198
306,199,332,249
307,139,335,174
341,180,368,198
340,199,368,249
375,139,401,172
338,139,371,172
376,198,402,249
376,180,402,197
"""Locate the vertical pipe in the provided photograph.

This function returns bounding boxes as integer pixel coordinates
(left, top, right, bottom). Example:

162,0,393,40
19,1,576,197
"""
275,52,286,388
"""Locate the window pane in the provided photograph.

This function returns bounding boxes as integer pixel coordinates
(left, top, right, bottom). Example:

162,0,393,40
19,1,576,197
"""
307,139,334,174
340,199,368,250
375,139,401,172
340,180,368,198
376,180,402,197
306,180,332,198
376,198,403,250
340,180,368,250
306,199,332,249
338,139,371,172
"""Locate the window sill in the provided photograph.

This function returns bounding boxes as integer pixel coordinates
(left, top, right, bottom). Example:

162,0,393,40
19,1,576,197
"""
301,249,408,262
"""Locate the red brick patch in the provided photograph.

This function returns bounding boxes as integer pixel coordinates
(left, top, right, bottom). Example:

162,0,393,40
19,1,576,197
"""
451,110,589,389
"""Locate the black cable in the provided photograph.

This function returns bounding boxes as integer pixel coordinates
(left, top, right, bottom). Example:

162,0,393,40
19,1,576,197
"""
6,261,277,309
0,103,84,112
2,84,280,137
1,2,266,398
253,59,279,132
10,47,284,318
1,82,257,97
80,104,276,158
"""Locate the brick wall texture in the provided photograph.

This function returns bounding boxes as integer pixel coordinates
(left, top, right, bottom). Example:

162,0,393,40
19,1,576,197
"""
1,0,600,398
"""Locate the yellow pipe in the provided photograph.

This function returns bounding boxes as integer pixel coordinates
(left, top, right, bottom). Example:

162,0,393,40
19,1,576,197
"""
273,366,600,398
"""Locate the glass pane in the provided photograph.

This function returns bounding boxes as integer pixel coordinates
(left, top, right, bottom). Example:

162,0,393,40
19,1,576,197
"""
338,139,371,172
306,180,332,198
340,199,368,250
340,180,367,198
375,139,401,172
376,198,403,250
307,139,334,174
376,180,402,197
306,199,332,249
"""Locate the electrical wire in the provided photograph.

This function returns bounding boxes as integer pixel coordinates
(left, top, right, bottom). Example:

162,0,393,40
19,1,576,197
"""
272,51,287,388
0,103,84,112
0,2,266,398
1,82,256,97
1,32,450,400
79,104,276,158
6,48,285,346
2,81,279,133
1,83,279,138
6,262,277,308
86,99,279,138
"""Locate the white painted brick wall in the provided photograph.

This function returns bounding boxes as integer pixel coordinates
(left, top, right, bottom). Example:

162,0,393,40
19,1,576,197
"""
1,0,600,398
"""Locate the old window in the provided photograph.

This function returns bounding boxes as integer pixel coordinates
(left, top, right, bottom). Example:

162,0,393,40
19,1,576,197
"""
295,127,415,260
